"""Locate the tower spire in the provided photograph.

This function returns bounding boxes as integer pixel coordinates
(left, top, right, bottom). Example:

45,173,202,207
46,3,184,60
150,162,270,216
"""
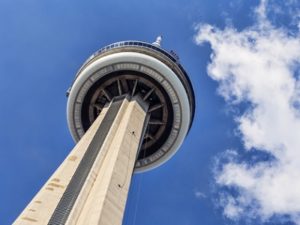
152,35,162,47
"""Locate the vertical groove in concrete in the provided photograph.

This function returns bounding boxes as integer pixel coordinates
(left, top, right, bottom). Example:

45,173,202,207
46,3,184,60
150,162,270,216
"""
48,98,124,225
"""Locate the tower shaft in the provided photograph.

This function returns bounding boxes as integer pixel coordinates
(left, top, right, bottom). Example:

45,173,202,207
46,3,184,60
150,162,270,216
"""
14,96,148,225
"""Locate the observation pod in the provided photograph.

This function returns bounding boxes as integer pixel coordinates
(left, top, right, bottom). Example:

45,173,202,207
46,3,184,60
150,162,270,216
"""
67,38,195,172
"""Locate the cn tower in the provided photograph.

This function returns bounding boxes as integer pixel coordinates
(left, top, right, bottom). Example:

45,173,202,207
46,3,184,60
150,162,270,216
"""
14,37,195,225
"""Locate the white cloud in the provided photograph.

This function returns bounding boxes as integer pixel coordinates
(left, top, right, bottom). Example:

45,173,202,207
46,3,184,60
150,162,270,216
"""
195,0,300,224
194,190,206,199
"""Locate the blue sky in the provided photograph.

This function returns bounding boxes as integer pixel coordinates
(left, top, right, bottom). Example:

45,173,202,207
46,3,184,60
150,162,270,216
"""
1,0,300,224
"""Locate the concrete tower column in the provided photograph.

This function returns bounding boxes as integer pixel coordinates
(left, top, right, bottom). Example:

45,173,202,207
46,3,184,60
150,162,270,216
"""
14,96,148,225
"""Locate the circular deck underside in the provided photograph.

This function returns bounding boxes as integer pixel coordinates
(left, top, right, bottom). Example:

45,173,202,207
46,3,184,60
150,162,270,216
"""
67,45,194,172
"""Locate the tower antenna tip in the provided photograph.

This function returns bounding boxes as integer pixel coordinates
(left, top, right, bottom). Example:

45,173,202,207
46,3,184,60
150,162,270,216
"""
152,35,162,47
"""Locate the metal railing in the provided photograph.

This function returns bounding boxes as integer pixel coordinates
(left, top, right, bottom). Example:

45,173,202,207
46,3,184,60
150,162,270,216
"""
90,40,179,63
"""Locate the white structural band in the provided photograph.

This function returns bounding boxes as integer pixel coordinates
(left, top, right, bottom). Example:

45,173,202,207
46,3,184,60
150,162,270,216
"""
67,52,191,172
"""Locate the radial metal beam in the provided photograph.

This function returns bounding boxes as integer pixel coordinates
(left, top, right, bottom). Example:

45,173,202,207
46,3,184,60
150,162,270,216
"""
148,119,166,125
117,79,122,95
148,103,163,112
143,88,155,101
101,89,112,101
131,79,138,96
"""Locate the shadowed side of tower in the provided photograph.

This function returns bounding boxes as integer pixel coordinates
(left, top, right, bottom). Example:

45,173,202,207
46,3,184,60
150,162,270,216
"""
13,38,195,225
